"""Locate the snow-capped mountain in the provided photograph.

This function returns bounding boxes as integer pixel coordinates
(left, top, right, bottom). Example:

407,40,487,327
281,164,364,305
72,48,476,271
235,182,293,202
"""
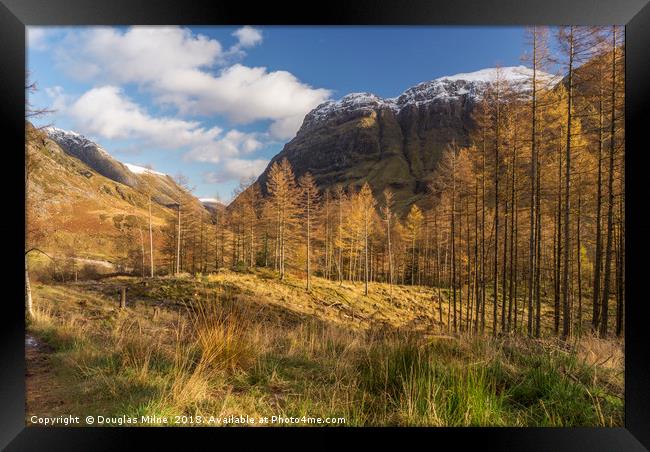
45,127,171,181
45,127,139,188
255,66,563,214
44,127,195,208
45,127,112,159
304,66,558,128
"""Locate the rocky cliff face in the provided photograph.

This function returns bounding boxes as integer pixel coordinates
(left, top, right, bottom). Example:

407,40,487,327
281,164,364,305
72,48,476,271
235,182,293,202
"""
255,66,553,213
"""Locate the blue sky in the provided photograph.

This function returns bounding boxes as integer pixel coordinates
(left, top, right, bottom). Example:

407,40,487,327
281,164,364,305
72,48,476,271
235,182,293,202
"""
27,26,533,201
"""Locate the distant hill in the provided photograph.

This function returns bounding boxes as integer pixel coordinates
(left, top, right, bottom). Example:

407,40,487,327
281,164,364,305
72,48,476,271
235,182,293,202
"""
199,197,226,214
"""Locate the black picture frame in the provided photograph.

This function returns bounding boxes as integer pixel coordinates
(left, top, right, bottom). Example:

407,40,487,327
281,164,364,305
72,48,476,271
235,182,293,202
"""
2,0,649,449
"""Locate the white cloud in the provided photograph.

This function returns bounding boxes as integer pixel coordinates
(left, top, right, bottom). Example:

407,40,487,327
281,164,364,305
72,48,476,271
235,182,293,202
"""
184,129,263,164
59,86,266,168
52,26,331,140
232,26,263,48
155,64,331,138
66,86,222,150
62,86,268,178
203,158,269,184
27,27,49,51
56,26,222,84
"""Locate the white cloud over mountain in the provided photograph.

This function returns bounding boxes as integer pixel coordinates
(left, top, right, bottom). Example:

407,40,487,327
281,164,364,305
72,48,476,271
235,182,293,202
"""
51,26,330,140
59,85,262,178
67,85,222,150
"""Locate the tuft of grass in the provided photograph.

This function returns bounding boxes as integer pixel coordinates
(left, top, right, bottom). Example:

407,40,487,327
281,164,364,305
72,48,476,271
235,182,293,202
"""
186,290,261,375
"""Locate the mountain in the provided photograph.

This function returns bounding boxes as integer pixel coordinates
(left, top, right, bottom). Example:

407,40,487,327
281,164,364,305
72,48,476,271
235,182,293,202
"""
255,66,556,213
199,198,226,214
26,123,205,269
45,127,188,207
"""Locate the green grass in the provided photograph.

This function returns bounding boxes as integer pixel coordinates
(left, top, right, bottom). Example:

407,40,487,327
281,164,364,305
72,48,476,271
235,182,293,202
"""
26,272,624,427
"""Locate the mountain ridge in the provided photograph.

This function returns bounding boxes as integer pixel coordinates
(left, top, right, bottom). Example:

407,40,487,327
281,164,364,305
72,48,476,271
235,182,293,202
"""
253,65,557,212
45,126,190,208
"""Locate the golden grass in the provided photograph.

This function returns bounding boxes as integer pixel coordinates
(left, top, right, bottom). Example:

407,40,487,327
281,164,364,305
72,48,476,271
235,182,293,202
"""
26,273,624,427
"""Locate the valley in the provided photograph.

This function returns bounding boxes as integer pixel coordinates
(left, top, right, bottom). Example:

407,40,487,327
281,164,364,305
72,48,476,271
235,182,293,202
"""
24,25,626,428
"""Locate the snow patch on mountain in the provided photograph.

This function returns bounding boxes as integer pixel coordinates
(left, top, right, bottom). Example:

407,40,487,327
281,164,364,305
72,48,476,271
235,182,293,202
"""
304,66,559,127
45,126,112,158
124,163,166,177
438,65,541,83
306,92,399,123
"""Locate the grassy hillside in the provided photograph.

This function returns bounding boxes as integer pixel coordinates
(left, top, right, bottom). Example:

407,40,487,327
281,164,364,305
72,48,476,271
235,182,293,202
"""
26,127,206,277
26,270,623,427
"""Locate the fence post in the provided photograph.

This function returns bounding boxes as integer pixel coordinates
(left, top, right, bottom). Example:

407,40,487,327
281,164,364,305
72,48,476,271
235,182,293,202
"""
119,287,126,309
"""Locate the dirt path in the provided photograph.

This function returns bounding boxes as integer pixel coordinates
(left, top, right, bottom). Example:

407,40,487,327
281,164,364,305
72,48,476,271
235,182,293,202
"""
25,334,65,421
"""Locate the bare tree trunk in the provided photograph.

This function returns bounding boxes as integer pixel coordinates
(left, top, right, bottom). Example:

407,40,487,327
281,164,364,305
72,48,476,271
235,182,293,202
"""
174,204,181,274
474,178,481,334
593,71,604,331
508,137,517,332
451,156,457,333
338,197,343,285
435,216,444,330
199,211,205,272
616,195,624,337
444,230,451,332
535,163,542,337
325,194,330,279
562,27,574,340
458,198,463,331
307,192,312,291
25,257,34,318
527,29,538,336
387,209,393,299
138,226,146,277
574,188,582,335
148,196,154,278
466,199,471,333
493,85,501,338
601,26,617,338
502,197,508,333
364,209,369,296
554,133,562,335
481,131,487,334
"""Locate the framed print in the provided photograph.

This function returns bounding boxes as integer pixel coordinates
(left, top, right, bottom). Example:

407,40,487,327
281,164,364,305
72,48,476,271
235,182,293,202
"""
1,0,649,449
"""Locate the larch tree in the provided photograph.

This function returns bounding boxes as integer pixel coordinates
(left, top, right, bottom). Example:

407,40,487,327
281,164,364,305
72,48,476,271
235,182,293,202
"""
334,185,346,285
405,204,424,286
358,183,377,296
299,172,319,291
266,158,299,280
523,25,552,336
382,188,395,298
600,25,621,338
